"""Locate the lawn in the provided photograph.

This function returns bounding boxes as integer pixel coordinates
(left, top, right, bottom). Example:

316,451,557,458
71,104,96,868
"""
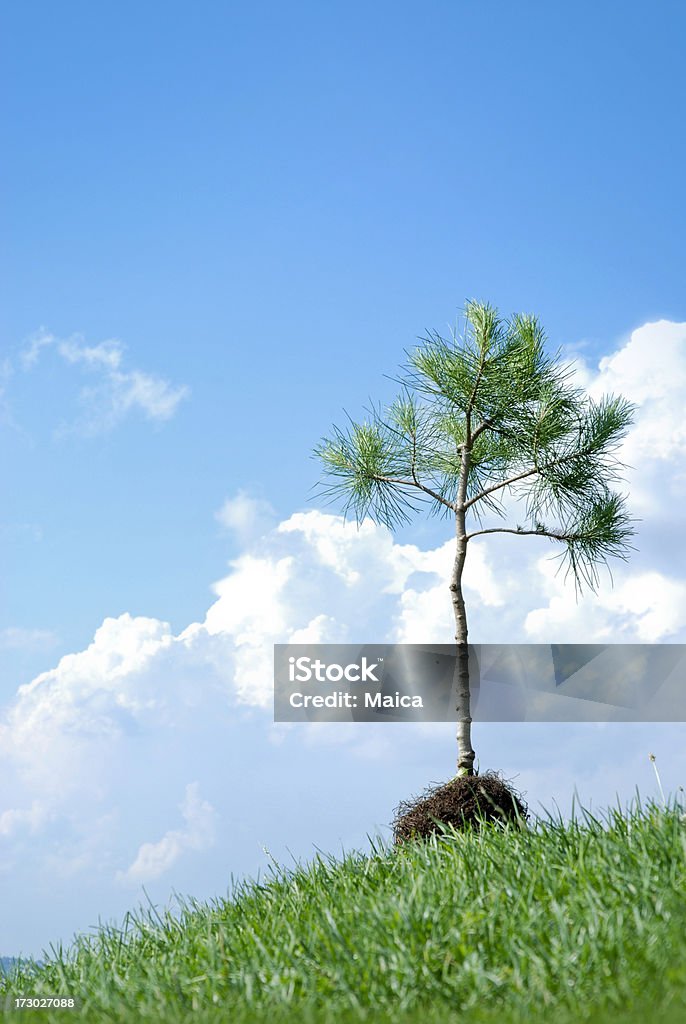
2,799,685,1023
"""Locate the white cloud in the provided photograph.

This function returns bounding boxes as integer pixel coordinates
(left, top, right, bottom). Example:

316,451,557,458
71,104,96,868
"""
3,502,679,842
58,337,123,371
215,491,276,543
522,319,686,637
18,330,188,432
0,800,48,838
20,330,56,369
289,614,339,643
601,572,686,642
524,556,686,643
393,540,506,643
0,614,179,801
589,320,686,408
0,627,58,650
573,319,686,514
117,783,216,885
107,368,187,422
278,510,458,593
0,514,490,836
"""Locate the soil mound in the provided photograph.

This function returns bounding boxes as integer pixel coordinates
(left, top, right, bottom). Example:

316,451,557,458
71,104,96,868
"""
392,771,528,844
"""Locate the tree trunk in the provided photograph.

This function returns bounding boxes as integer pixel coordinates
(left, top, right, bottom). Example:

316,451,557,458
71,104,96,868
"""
451,509,475,776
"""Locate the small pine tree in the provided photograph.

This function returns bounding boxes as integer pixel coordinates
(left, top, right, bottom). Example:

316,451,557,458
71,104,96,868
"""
315,301,636,776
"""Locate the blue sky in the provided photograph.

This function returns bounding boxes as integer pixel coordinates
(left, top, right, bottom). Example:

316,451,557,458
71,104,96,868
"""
2,1,686,957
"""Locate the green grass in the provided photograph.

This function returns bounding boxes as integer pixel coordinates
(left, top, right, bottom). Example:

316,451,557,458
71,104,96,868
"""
2,800,686,1023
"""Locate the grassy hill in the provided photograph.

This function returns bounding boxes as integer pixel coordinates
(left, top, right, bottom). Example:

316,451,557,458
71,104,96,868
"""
1,800,685,1023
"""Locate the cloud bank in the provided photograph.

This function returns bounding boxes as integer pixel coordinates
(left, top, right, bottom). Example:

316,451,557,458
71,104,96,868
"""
1,318,686,950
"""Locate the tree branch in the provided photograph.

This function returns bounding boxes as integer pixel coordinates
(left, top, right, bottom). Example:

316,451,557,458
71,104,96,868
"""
371,475,457,513
464,465,539,510
463,445,596,511
465,526,573,542
470,418,493,443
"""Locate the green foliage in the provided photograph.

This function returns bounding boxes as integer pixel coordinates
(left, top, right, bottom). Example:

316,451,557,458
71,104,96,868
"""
2,802,685,1022
315,300,636,593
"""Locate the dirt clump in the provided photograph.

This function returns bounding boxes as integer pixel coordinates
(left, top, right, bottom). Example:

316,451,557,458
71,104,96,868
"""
393,771,528,844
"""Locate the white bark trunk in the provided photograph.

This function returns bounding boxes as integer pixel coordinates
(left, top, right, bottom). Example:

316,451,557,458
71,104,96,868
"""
452,504,475,776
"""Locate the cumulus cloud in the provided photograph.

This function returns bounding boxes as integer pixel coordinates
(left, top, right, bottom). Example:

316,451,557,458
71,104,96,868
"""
18,330,188,432
215,491,276,543
117,783,216,885
525,559,686,642
0,508,502,849
573,319,686,515
521,318,686,636
601,572,686,640
2,501,681,837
